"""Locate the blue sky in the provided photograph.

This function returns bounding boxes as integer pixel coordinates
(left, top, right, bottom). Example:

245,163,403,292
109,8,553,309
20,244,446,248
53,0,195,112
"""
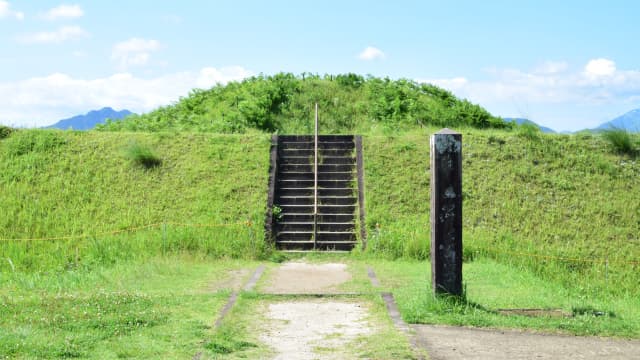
1,1,638,131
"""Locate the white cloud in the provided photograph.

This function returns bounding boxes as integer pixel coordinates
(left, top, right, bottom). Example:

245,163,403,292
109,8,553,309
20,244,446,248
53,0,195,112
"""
111,38,162,69
196,66,254,88
42,4,83,20
17,26,89,44
0,67,253,127
418,58,640,131
533,61,568,75
358,46,385,61
584,58,616,78
0,1,24,20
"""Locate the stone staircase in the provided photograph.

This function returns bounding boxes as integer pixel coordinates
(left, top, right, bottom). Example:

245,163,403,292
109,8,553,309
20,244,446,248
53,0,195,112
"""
267,135,363,251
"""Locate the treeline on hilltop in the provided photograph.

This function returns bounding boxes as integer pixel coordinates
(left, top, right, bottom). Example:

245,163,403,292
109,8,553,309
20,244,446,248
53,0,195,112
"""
97,73,510,133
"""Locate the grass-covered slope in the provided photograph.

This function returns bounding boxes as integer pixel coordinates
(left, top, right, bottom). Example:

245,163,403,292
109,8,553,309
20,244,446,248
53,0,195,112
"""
96,73,509,133
1,127,638,296
0,130,271,271
364,128,639,294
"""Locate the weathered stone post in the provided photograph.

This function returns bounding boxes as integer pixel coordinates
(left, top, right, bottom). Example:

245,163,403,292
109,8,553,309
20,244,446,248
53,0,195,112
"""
430,129,463,296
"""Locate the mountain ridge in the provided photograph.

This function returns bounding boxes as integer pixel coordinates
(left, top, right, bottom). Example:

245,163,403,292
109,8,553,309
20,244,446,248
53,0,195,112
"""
45,107,133,130
502,118,556,133
594,108,640,132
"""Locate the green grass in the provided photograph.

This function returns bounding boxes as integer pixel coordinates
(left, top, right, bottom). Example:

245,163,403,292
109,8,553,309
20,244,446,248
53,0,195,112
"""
124,140,162,168
601,128,638,156
1,126,639,353
96,73,508,134
370,258,640,338
0,131,273,272
363,128,639,296
0,256,261,359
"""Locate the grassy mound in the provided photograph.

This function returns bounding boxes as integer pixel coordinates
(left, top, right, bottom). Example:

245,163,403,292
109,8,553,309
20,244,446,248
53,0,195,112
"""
1,128,638,297
96,73,510,133
0,130,271,272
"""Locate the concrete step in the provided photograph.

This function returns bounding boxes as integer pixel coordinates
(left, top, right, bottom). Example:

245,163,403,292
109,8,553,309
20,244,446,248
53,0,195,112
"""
278,135,354,142
277,179,355,188
276,196,356,206
277,171,354,181
280,213,355,223
279,156,354,165
279,164,354,173
279,141,354,150
280,148,354,157
276,222,355,232
276,231,356,242
279,204,356,214
276,240,358,251
278,187,353,197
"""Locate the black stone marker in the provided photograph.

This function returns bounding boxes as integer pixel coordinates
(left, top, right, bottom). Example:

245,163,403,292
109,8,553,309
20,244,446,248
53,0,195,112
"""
430,129,463,296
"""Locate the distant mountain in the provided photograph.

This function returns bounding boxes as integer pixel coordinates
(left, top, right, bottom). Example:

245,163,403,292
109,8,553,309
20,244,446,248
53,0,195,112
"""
45,107,133,130
594,109,640,132
503,118,556,133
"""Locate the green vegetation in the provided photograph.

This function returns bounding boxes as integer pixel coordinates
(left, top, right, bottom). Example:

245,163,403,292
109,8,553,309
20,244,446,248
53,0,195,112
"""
371,259,640,338
0,257,260,358
124,140,163,168
363,129,639,297
97,73,510,133
0,131,271,273
1,127,637,298
1,72,640,356
0,125,13,140
602,128,639,157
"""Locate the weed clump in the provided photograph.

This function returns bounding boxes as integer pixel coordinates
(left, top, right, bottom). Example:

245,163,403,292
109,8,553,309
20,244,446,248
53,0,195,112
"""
516,123,541,140
0,125,14,139
602,128,638,156
3,130,66,156
125,141,162,168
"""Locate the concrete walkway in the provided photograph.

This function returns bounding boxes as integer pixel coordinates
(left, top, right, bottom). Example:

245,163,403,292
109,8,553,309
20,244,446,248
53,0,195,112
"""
413,324,640,360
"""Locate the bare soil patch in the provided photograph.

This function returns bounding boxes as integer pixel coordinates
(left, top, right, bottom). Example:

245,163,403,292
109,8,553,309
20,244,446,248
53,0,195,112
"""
259,300,371,360
262,262,352,294
413,324,640,360
208,268,250,292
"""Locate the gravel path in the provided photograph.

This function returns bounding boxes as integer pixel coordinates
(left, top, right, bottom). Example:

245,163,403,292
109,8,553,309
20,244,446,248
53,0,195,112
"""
413,324,640,360
250,261,640,359
260,300,371,360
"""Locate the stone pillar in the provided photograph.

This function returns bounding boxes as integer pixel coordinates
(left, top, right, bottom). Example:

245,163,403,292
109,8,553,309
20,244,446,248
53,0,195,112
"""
430,129,463,296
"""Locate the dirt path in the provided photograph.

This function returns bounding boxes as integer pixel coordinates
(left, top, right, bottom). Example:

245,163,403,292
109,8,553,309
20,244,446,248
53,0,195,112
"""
262,261,352,294
229,261,640,359
256,261,373,359
413,324,640,360
260,300,371,360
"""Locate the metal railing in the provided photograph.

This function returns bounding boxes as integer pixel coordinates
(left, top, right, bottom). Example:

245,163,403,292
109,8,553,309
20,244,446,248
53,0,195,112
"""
313,103,319,249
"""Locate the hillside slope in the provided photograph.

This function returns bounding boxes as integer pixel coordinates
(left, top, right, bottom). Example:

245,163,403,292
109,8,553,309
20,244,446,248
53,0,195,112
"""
97,73,509,133
1,129,638,294
364,129,639,293
0,130,270,270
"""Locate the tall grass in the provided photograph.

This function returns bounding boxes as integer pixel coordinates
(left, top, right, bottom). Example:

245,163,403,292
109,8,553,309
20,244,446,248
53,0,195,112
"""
1,128,638,298
0,131,272,272
363,129,639,296
124,141,162,168
601,128,638,156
